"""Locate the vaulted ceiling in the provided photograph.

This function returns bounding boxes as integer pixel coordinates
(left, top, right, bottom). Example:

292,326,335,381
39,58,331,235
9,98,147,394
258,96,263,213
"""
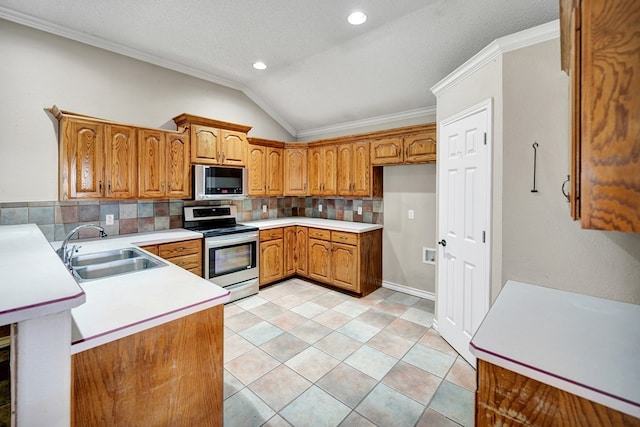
0,0,558,137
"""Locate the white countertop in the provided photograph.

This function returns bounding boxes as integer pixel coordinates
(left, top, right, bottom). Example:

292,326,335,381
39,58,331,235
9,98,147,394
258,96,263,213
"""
0,224,86,325
242,218,383,233
49,229,229,354
470,280,640,418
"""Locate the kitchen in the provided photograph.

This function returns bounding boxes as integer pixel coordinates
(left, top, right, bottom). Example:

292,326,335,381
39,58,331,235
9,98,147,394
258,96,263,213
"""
1,0,640,426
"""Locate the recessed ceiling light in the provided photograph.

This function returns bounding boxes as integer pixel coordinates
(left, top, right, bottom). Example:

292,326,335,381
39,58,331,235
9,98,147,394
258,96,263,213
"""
253,61,267,70
347,11,367,25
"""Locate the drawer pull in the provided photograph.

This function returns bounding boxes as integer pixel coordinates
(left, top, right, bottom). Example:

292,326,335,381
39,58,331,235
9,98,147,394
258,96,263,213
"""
176,247,187,251
340,236,347,240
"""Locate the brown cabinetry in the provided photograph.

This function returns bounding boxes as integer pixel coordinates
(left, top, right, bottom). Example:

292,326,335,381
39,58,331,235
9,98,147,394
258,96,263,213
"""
295,226,308,276
370,126,437,165
247,143,283,196
284,147,308,196
337,141,372,197
59,117,138,200
139,238,202,276
138,129,190,199
259,228,284,286
173,113,251,167
561,0,640,232
308,145,337,196
284,226,297,277
476,360,639,426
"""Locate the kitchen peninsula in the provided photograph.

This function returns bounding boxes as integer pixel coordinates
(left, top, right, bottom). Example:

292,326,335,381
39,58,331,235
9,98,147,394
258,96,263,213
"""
0,224,229,426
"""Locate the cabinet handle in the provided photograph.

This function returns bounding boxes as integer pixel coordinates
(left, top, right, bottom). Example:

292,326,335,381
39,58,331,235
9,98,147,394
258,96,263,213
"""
340,236,347,240
161,182,165,190
217,151,221,160
168,182,171,190
269,233,277,237
99,180,103,192
405,147,409,158
176,247,187,251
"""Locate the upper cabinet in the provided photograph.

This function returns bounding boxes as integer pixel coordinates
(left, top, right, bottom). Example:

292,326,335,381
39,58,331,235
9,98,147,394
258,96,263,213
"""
337,141,373,197
284,146,308,196
561,0,640,232
308,145,337,196
53,107,190,200
173,113,251,167
370,125,437,166
247,139,284,197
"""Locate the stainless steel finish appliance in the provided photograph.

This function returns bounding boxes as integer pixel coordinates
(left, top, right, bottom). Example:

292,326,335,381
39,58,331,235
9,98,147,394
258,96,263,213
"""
183,205,258,302
193,165,247,200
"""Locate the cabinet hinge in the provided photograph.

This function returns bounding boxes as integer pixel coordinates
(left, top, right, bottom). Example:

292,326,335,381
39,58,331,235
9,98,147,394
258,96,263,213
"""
484,133,487,145
482,231,486,243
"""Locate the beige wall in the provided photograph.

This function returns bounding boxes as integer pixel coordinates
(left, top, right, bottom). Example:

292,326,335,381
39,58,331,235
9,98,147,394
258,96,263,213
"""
435,37,640,304
501,40,640,304
0,19,293,202
383,164,437,294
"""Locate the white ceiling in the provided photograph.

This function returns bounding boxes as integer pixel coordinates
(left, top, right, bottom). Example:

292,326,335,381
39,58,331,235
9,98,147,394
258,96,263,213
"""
0,0,558,138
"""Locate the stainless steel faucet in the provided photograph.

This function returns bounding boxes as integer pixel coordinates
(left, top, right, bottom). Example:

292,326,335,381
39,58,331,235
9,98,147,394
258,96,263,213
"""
56,224,107,268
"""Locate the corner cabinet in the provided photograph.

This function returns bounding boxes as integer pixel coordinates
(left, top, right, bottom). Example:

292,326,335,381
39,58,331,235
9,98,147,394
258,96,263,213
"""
561,0,640,232
284,146,308,196
173,113,252,167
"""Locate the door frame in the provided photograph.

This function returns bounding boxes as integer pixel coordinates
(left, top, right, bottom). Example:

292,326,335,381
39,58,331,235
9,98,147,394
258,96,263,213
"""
433,98,493,359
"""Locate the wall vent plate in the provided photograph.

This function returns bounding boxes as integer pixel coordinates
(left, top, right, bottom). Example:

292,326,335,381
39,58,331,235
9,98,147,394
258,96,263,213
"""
423,247,436,264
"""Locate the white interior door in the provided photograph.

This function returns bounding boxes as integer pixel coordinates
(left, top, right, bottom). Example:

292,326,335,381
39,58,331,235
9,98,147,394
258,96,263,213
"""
436,100,491,366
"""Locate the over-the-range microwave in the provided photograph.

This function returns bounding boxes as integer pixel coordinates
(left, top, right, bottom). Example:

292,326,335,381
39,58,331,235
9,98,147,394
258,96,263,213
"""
193,165,247,200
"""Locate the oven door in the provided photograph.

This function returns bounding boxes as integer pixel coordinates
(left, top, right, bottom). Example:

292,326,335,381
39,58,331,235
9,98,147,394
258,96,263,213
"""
204,232,258,287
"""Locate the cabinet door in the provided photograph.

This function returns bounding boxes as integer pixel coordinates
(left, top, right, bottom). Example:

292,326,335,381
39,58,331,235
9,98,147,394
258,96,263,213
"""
295,226,308,276
166,132,190,199
247,144,267,196
322,146,338,196
284,148,308,196
267,148,283,196
331,243,358,292
283,226,296,277
62,118,105,199
138,129,167,198
579,0,640,232
404,130,437,163
191,125,220,165
308,238,331,283
337,144,353,195
308,147,323,195
351,141,371,196
370,137,403,165
259,239,284,286
104,125,137,199
220,131,247,167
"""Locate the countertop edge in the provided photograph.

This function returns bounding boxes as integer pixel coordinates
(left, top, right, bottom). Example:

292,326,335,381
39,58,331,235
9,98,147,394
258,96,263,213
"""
241,218,383,233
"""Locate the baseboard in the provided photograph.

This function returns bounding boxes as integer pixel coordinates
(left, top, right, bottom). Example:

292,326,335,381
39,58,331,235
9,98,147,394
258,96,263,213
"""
432,318,439,332
382,281,435,301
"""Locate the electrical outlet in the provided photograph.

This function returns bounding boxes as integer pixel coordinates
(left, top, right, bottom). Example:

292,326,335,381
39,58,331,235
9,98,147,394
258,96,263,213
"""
105,214,114,225
357,206,362,215
318,204,323,212
408,210,415,219
262,205,267,213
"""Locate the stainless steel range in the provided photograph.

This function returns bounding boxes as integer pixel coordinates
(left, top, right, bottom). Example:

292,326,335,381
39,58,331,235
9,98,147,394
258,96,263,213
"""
183,205,258,302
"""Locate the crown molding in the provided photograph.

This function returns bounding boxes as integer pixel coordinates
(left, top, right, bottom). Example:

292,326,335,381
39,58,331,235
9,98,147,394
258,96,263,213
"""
296,106,437,139
430,19,560,96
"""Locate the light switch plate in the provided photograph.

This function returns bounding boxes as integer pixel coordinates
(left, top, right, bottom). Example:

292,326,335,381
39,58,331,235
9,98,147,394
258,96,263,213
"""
408,210,415,219
357,206,362,215
105,214,114,225
318,204,323,212
262,205,267,213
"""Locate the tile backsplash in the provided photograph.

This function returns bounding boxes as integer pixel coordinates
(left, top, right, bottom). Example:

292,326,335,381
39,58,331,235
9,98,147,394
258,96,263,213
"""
0,197,383,241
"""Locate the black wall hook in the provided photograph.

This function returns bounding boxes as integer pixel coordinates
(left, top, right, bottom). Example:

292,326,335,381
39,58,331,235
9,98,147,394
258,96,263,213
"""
531,142,539,193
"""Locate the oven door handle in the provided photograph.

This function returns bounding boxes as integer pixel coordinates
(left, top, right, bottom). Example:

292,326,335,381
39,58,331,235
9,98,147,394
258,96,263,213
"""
205,233,258,248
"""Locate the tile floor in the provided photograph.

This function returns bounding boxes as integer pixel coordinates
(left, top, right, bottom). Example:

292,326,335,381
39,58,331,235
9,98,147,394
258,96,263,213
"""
223,279,476,427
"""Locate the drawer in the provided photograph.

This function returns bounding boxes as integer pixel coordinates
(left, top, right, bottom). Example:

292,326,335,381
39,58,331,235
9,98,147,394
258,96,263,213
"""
159,239,201,258
167,253,201,271
331,231,358,245
139,244,159,255
308,228,331,241
260,228,284,241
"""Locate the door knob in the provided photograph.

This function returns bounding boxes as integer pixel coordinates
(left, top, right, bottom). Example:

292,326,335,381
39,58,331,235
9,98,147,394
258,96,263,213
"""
438,239,447,247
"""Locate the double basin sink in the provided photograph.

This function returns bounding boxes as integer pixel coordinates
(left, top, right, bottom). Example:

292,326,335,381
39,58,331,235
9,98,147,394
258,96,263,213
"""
70,247,166,282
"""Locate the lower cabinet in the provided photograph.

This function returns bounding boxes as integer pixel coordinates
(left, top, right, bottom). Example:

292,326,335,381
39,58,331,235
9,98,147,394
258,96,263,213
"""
259,228,284,286
139,238,202,276
476,360,639,426
261,225,381,296
72,305,223,426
